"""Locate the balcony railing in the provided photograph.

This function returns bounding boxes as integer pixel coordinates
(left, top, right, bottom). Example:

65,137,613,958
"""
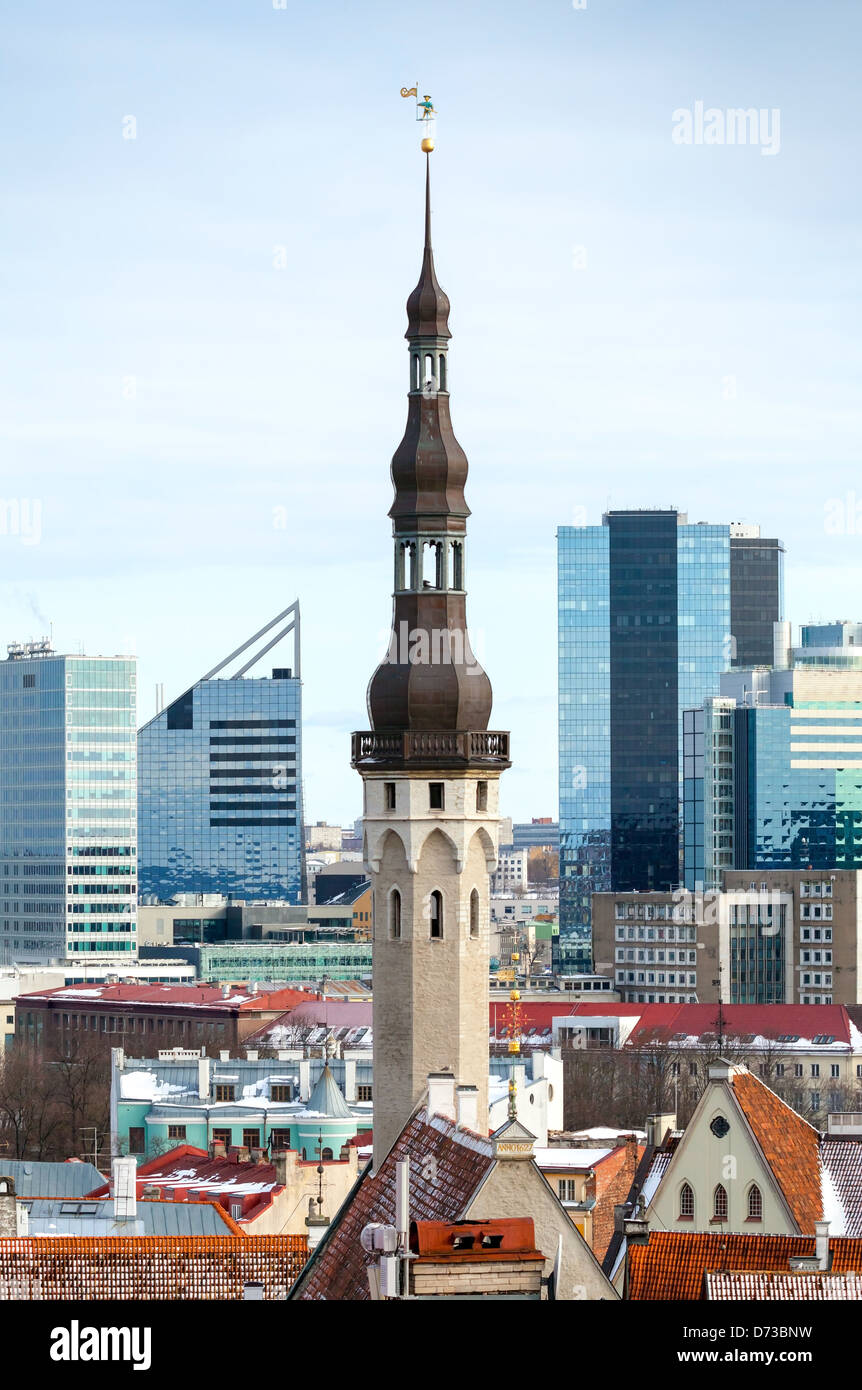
351,729,510,768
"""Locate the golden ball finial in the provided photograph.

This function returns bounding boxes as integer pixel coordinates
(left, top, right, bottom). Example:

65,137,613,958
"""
421,136,435,153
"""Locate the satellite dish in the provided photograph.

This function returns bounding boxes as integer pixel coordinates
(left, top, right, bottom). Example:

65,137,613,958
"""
360,1222,385,1254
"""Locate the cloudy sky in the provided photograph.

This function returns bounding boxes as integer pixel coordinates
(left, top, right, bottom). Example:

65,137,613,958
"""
2,0,860,825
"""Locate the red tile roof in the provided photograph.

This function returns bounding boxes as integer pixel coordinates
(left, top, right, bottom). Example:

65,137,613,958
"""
14,983,316,1013
0,1235,308,1300
821,1137,862,1238
626,1003,853,1047
628,1231,862,1300
728,1070,822,1231
290,1109,495,1301
85,1143,349,1227
706,1269,862,1300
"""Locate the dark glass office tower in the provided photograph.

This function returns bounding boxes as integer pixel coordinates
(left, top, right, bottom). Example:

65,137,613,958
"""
558,511,782,969
729,528,785,668
138,605,304,904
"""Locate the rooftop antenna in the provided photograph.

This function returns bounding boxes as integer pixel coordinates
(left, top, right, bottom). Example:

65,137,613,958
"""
712,963,725,1052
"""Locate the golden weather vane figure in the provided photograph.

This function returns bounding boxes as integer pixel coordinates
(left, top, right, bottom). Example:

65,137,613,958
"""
401,84,437,152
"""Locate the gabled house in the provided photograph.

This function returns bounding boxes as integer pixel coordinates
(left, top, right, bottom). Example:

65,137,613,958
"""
289,1074,617,1301
647,1059,826,1237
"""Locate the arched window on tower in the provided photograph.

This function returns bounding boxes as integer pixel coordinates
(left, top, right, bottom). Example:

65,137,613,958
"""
679,1182,694,1220
321,1147,333,1161
452,541,463,590
435,542,445,589
389,889,402,940
424,353,435,390
439,354,447,391
412,354,420,391
470,889,479,939
713,1184,728,1222
430,890,443,939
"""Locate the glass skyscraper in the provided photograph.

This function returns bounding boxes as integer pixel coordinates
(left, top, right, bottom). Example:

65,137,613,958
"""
558,510,782,968
728,527,785,668
138,606,304,904
686,652,862,885
0,641,137,964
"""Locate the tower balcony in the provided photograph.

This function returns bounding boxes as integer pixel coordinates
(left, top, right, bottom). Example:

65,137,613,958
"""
351,729,510,772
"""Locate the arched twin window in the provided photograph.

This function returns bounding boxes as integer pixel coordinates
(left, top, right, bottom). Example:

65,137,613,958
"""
747,1184,762,1221
713,1183,728,1222
430,890,443,939
678,1182,694,1220
321,1147,334,1161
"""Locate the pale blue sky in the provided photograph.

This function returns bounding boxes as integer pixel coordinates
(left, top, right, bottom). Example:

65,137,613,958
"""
1,0,860,824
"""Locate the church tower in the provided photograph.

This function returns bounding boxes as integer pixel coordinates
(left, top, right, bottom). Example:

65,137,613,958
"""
352,153,510,1169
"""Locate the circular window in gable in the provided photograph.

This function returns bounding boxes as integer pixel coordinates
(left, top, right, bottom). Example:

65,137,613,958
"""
710,1115,730,1139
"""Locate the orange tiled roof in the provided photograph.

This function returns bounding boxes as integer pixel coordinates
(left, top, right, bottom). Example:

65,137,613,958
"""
0,1235,308,1300
731,1071,822,1231
628,1231,862,1300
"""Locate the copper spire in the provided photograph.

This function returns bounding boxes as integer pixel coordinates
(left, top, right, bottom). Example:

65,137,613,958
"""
362,153,494,736
405,156,451,341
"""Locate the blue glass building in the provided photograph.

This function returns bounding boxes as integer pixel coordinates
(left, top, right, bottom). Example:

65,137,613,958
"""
138,606,304,904
0,641,137,964
558,511,780,968
686,652,862,885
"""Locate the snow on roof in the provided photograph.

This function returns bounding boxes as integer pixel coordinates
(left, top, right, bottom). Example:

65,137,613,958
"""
820,1160,846,1237
119,1072,189,1102
534,1147,613,1170
569,1126,647,1141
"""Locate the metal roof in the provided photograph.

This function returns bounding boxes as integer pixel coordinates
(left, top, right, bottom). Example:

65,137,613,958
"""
0,1160,105,1199
23,1197,232,1236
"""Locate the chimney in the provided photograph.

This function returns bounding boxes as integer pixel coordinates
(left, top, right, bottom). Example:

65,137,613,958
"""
815,1221,830,1270
220,1050,230,1062
645,1112,676,1147
198,1055,211,1100
623,1194,650,1246
299,1058,311,1101
343,1057,357,1103
0,1175,18,1237
272,1151,289,1187
112,1156,137,1222
456,1085,479,1133
427,1073,456,1123
246,1049,258,1062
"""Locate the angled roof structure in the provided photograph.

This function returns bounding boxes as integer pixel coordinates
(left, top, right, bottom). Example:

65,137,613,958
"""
0,1160,105,1200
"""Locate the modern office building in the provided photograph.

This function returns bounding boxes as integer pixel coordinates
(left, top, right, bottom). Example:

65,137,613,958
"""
684,625,862,889
511,819,560,852
138,604,304,905
0,640,137,964
593,867,860,1006
728,525,785,668
557,510,783,969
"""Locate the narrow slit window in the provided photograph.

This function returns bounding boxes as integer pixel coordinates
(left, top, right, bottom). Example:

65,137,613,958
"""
430,890,443,939
390,889,402,940
470,888,480,939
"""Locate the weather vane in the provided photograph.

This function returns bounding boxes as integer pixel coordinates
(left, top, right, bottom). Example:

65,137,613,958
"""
400,85,436,152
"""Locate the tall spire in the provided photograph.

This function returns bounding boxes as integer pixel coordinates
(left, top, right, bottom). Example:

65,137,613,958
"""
405,156,451,341
362,152,494,735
